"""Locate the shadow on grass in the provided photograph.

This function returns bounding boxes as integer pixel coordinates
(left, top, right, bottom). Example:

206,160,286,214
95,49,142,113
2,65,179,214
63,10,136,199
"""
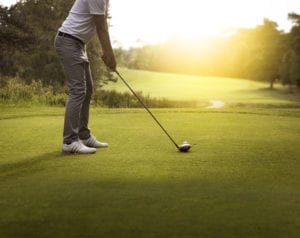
0,113,63,121
0,172,298,238
234,87,300,103
0,152,64,181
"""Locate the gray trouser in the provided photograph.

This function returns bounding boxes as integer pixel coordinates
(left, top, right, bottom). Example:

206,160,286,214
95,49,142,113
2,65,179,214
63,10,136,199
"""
54,34,93,144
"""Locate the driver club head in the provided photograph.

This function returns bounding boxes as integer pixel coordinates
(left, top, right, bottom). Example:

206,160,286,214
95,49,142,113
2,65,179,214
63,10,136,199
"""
178,141,191,152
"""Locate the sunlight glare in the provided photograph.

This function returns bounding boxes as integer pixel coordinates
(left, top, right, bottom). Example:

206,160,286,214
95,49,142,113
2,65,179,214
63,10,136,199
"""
110,0,299,48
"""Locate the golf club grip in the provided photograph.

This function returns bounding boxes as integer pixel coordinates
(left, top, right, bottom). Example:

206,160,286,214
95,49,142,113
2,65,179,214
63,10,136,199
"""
114,70,179,148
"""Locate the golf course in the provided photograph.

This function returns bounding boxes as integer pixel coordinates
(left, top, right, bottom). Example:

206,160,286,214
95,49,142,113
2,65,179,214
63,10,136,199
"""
0,69,299,237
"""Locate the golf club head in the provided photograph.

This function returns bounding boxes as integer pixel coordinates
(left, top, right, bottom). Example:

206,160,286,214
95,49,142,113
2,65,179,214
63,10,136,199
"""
178,141,191,152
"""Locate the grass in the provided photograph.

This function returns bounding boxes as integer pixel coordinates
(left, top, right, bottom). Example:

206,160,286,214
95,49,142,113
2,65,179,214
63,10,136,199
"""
0,69,299,237
105,68,300,107
0,106,299,237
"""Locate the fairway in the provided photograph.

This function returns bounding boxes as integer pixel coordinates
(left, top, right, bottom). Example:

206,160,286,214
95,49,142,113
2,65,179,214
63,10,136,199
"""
1,0,300,237
0,106,299,238
104,69,300,107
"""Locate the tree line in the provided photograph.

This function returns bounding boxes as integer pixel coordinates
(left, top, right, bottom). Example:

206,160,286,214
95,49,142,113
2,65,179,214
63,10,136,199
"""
0,0,114,92
0,0,300,94
122,16,300,91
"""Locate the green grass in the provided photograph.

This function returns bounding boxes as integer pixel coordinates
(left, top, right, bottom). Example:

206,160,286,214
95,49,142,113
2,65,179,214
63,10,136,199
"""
0,106,299,237
1,69,299,237
105,69,300,107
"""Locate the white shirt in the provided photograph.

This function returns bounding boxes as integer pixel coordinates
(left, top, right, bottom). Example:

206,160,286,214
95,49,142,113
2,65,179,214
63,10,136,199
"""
59,0,108,43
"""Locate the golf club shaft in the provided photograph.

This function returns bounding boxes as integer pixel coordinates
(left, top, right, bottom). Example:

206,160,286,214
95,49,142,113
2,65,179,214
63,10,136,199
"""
115,70,179,148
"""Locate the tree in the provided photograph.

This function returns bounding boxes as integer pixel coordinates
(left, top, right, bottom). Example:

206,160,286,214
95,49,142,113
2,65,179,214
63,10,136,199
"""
280,50,298,92
242,19,285,89
287,13,300,88
0,0,114,91
0,3,35,77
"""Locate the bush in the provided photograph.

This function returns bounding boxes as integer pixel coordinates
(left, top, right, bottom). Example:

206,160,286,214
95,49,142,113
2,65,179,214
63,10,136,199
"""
92,89,198,108
0,77,33,102
0,77,67,106
0,77,197,108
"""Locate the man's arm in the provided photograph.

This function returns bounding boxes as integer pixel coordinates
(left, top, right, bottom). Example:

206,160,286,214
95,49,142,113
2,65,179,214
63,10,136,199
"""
94,15,116,71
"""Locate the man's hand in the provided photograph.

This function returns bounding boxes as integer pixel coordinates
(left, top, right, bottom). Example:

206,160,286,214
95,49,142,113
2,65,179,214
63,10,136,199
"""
101,52,116,71
94,15,117,71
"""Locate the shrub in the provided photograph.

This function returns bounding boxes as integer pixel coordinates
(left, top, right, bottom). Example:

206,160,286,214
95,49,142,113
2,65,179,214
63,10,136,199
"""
0,77,67,106
0,77,197,108
92,89,197,108
0,77,33,102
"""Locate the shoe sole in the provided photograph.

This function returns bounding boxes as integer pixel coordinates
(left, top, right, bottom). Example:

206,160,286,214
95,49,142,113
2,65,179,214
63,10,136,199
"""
61,150,96,154
80,141,108,149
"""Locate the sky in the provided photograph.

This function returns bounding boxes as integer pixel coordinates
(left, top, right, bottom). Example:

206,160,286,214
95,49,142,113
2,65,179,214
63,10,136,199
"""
1,0,300,48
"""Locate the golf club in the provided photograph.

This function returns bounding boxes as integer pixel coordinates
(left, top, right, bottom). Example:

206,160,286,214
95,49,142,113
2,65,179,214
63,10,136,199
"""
114,70,191,152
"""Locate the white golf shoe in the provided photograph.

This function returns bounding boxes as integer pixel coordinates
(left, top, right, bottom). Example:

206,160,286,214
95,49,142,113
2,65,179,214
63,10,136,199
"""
62,141,96,154
80,135,108,148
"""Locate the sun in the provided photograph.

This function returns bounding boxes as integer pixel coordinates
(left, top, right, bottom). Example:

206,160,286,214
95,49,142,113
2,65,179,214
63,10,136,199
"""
110,0,282,47
166,0,265,39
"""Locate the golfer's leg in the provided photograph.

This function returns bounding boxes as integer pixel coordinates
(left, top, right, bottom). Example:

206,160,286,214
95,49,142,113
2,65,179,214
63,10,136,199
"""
54,36,88,145
79,62,93,140
63,62,87,144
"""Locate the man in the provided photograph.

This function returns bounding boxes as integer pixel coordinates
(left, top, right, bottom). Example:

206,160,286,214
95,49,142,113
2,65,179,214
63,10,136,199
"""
55,0,116,154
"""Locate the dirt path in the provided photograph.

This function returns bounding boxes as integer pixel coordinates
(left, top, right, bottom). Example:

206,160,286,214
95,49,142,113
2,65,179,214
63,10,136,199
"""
207,100,225,109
